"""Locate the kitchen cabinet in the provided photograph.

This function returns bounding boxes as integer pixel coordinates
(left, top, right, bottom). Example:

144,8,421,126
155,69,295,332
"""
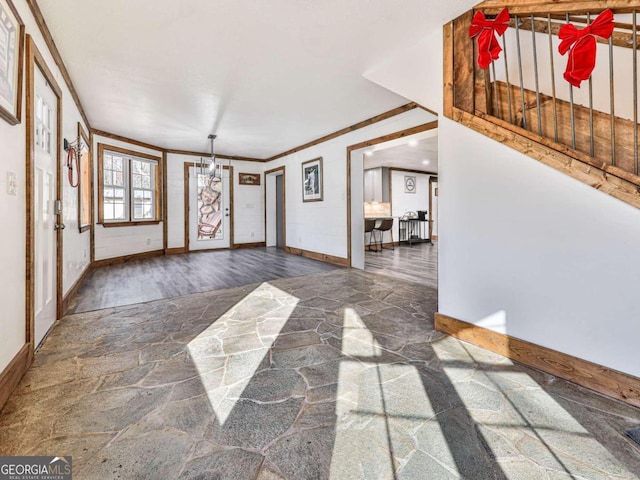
364,167,390,203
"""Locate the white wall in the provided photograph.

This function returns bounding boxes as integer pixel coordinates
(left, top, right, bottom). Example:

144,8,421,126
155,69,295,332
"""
0,110,27,373
391,170,431,217
367,24,640,377
0,0,90,372
439,117,640,377
269,108,436,259
390,170,431,243
166,154,265,249
62,100,91,293
166,153,188,249
92,134,164,260
232,162,265,244
364,31,444,116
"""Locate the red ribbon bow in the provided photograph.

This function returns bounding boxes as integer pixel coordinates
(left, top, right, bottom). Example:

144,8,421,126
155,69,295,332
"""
558,9,615,87
469,8,511,69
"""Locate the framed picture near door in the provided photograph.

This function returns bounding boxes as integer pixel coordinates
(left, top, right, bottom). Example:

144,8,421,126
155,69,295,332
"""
0,0,25,125
239,172,260,186
302,157,323,202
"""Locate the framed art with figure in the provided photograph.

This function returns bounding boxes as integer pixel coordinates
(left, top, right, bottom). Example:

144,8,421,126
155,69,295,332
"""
302,157,323,202
0,0,24,125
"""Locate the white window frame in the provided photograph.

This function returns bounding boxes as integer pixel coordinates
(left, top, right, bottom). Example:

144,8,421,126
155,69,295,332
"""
130,158,156,221
99,144,160,225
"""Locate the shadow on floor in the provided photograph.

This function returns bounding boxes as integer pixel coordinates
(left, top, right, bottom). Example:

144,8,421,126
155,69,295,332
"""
2,270,640,479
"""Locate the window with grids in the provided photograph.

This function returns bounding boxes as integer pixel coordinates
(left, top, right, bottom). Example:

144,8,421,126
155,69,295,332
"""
99,144,160,224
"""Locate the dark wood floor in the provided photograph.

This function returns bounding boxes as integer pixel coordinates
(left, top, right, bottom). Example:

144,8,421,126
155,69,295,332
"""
365,241,438,287
68,247,340,313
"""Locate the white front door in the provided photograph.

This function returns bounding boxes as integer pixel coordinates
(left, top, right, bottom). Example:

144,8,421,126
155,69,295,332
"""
189,166,231,251
34,66,58,347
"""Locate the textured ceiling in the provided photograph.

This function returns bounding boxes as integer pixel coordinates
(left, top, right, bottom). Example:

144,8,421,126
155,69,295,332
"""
38,0,476,158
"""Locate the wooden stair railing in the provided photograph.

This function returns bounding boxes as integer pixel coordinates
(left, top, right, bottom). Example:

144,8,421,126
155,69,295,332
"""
444,1,640,208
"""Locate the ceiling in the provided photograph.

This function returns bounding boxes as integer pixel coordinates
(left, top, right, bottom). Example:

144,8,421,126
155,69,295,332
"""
364,132,438,173
38,0,476,158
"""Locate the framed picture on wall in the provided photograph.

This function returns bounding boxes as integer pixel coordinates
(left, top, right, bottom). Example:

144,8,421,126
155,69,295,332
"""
404,175,416,194
239,173,260,186
0,0,25,125
302,157,323,202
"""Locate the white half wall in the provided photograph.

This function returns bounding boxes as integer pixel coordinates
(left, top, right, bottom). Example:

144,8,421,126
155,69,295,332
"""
0,0,90,372
92,134,164,260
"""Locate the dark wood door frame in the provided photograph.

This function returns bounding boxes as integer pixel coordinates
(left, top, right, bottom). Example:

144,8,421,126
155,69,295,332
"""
345,120,439,266
264,166,286,249
183,162,234,252
25,35,64,349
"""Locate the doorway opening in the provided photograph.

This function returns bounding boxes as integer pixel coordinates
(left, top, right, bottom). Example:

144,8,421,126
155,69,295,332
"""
348,121,438,288
265,166,286,249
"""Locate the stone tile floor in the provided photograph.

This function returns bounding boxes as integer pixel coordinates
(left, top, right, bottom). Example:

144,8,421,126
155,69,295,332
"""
1,269,640,479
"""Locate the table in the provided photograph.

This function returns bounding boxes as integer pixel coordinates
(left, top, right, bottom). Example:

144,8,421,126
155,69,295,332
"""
398,219,431,246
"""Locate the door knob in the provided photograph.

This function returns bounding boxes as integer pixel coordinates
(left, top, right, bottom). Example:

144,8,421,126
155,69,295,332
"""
54,223,65,230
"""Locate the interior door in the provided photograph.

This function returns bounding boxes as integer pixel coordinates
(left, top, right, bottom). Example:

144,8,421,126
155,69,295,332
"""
276,174,284,248
429,178,438,240
189,166,231,251
34,66,58,347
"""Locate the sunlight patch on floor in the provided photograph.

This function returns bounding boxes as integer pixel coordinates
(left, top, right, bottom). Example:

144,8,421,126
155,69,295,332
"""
187,282,299,426
330,308,457,478
433,339,636,478
342,307,382,358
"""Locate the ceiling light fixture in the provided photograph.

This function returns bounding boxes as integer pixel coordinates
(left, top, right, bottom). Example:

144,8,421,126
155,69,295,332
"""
200,134,218,177
422,160,430,165
408,140,418,147
365,151,374,157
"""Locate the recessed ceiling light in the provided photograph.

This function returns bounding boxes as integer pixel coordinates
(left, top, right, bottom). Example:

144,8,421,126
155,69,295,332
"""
422,160,430,165
408,140,418,147
365,151,373,156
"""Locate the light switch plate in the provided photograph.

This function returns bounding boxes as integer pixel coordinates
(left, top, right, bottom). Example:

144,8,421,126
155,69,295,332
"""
6,171,17,196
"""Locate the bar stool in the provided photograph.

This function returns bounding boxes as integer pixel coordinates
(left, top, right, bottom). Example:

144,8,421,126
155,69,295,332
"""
373,218,394,250
364,219,380,252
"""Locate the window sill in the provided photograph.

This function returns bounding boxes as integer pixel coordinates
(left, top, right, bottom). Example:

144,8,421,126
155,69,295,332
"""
79,225,91,233
99,221,162,228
